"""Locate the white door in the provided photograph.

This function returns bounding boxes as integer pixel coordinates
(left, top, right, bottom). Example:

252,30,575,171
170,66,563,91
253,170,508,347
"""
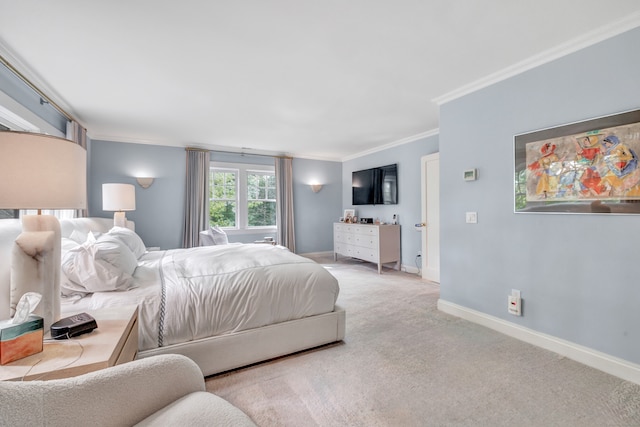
421,153,440,283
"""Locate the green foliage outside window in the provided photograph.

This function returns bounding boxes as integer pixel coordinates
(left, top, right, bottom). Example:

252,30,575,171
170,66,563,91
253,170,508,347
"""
210,170,237,227
209,168,276,228
247,173,276,227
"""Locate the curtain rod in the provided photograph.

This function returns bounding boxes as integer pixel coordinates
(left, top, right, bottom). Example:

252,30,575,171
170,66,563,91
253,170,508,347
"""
187,146,292,159
0,54,74,122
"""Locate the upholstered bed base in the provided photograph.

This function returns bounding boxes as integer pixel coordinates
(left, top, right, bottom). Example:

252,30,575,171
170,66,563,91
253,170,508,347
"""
0,218,346,377
138,306,346,377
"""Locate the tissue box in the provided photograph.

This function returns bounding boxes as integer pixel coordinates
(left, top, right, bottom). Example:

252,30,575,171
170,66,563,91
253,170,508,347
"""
0,315,44,365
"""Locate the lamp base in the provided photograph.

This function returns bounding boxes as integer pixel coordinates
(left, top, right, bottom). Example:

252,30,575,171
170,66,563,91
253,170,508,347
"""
10,215,61,332
113,211,127,228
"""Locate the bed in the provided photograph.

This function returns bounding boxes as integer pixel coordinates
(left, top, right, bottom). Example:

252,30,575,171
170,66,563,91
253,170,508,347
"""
0,217,345,376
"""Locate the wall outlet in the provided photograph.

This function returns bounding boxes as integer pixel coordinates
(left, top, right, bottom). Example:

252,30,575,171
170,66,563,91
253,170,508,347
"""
508,290,522,316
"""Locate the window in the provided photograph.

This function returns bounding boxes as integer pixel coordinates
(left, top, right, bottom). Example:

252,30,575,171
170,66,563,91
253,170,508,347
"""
247,172,276,227
209,162,276,232
209,169,237,227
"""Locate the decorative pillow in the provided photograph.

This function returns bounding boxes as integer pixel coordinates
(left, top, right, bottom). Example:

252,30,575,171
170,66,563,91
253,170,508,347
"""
108,226,146,258
61,232,138,293
199,226,228,246
210,226,228,245
199,230,214,246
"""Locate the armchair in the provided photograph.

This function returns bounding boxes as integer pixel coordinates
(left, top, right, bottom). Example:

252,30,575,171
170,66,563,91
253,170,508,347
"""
0,354,256,426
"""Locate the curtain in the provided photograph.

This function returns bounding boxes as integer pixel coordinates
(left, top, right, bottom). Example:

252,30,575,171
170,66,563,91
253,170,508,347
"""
182,148,210,248
275,157,295,252
66,120,88,218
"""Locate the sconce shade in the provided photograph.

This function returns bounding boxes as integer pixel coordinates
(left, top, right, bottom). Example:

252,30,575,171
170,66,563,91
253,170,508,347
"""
102,183,136,211
136,177,154,189
0,131,87,209
310,184,323,193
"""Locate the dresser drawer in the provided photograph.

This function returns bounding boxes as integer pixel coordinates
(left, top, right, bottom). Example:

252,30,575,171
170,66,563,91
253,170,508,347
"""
352,247,377,262
353,225,379,237
353,235,378,249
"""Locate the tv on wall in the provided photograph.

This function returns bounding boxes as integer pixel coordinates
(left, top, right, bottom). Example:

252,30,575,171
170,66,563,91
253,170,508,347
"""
352,163,398,205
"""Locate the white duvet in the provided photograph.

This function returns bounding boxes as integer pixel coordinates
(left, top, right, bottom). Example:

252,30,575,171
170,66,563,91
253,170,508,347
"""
62,244,339,351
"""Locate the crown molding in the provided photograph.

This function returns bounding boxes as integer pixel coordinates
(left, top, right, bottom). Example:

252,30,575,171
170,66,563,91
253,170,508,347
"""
0,39,77,122
434,12,640,106
341,129,439,162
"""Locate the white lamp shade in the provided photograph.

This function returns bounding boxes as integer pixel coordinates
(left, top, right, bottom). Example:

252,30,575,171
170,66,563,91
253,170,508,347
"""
0,131,87,209
102,183,136,211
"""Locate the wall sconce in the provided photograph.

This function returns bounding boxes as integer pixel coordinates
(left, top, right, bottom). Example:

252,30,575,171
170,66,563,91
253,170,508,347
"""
310,184,323,193
103,183,136,227
136,177,154,189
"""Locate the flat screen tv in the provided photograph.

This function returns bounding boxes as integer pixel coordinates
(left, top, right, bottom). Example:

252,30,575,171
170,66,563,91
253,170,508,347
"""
352,163,398,205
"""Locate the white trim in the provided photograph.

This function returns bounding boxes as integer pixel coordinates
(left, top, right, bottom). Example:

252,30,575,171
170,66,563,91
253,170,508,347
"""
0,42,75,121
299,251,334,259
341,129,439,162
401,263,420,275
0,90,65,137
434,12,640,106
210,161,276,231
437,299,640,385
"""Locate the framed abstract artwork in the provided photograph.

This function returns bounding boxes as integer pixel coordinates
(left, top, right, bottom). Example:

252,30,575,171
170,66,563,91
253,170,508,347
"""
514,109,640,214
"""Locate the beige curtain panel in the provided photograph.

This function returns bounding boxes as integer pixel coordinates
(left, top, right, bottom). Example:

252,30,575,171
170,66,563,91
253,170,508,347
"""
183,148,210,248
275,157,295,252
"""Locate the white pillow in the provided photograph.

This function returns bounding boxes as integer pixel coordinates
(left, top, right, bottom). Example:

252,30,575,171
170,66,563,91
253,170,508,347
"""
199,230,214,246
210,226,228,245
108,226,146,258
199,226,228,246
68,229,88,244
61,232,137,293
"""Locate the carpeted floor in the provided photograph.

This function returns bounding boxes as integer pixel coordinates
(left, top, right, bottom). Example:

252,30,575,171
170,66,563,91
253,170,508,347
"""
205,256,640,426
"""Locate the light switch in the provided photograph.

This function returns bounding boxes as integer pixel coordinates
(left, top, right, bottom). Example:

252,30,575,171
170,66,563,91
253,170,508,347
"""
465,212,477,223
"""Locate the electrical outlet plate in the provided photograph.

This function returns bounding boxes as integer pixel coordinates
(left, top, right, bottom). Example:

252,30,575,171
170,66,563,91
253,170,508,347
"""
508,295,522,316
465,212,477,223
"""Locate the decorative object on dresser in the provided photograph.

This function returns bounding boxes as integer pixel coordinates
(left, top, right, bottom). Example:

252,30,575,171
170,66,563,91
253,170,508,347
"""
333,222,400,274
343,209,355,223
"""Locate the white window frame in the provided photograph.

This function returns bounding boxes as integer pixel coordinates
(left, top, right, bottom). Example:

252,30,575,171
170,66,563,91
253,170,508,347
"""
210,161,276,235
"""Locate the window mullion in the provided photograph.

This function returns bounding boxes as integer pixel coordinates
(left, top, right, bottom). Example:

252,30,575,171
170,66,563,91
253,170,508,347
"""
238,170,247,229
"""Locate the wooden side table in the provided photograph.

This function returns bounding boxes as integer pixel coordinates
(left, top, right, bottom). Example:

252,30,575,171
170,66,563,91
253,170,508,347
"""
0,305,138,381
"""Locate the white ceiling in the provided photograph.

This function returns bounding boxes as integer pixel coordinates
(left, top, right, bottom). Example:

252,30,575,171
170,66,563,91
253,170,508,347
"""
1,1,639,161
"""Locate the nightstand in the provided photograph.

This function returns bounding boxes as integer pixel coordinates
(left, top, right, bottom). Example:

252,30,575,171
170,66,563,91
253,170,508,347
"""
0,305,138,381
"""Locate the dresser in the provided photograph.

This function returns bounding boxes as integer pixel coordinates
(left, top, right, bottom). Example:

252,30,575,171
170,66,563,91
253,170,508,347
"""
333,223,400,274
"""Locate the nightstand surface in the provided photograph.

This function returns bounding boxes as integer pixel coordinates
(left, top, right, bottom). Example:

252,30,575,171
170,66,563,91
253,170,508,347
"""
0,305,138,381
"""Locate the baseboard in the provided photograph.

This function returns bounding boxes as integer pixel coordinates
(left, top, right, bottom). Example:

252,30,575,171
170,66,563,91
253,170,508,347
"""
401,263,420,275
437,299,640,385
299,251,333,258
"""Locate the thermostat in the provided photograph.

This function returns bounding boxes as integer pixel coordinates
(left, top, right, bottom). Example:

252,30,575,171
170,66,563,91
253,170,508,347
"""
464,169,477,181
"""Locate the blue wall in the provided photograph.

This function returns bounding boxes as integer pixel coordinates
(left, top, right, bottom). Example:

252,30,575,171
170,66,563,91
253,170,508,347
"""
293,158,342,253
342,134,440,269
89,141,343,252
439,27,640,364
89,140,185,249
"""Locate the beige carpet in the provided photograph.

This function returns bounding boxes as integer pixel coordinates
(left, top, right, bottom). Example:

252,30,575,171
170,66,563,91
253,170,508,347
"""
206,256,640,426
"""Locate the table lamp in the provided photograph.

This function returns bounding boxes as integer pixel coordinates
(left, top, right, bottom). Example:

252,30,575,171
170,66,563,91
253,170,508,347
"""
102,183,135,227
0,131,87,331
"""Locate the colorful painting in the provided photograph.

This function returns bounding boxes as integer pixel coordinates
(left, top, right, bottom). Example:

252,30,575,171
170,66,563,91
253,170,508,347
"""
514,109,640,214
